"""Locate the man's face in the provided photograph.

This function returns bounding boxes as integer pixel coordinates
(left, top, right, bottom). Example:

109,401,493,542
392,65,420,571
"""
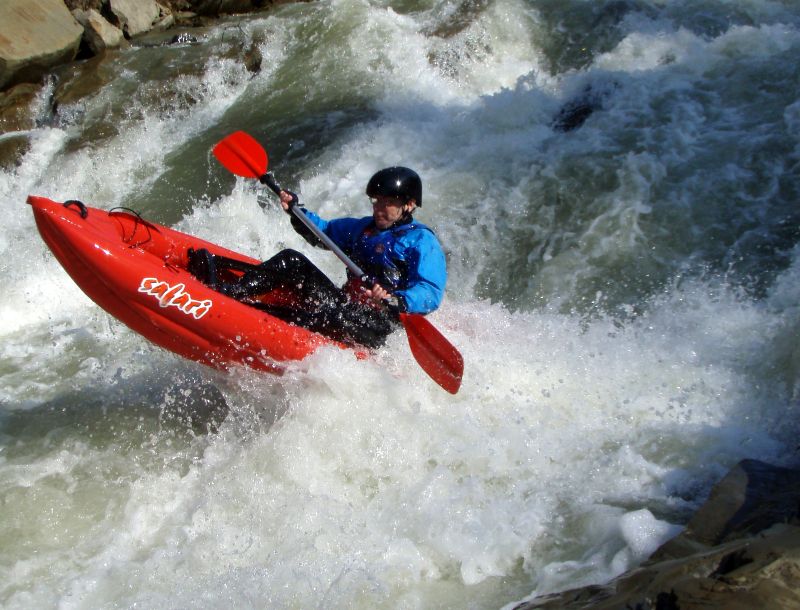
371,196,415,229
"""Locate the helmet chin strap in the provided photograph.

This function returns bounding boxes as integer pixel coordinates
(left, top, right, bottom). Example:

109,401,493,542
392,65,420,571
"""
399,202,415,224
386,213,412,230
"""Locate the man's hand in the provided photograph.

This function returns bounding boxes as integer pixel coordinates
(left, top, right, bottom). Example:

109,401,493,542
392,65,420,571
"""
364,283,392,304
279,190,298,212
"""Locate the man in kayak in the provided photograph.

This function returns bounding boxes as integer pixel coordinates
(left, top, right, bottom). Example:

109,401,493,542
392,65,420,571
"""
188,167,447,349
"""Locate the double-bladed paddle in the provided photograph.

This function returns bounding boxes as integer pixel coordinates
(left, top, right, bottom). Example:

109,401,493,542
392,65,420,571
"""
212,131,464,394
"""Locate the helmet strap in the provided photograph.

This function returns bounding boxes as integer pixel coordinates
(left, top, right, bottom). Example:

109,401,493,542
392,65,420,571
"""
401,202,415,223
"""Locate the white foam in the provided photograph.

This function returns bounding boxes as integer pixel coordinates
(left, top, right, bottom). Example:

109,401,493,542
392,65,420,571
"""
2,1,799,608
619,509,682,562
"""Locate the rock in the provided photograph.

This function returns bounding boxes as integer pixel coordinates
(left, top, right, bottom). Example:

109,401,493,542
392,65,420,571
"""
0,132,32,170
552,100,597,133
169,33,199,44
514,460,800,610
655,459,800,556
0,82,41,132
107,0,161,38
71,8,125,55
0,0,84,89
151,2,176,32
552,83,619,133
191,0,264,16
52,52,116,108
521,524,800,609
172,12,217,28
50,51,124,151
0,82,42,168
243,43,262,74
152,13,177,33
1,0,282,93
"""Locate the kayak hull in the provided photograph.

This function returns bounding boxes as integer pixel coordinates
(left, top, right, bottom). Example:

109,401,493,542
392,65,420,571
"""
28,196,358,373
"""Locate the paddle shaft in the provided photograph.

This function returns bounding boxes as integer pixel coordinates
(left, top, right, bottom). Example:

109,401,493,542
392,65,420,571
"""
260,172,369,281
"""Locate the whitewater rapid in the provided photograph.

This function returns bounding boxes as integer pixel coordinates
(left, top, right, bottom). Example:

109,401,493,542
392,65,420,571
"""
1,1,799,608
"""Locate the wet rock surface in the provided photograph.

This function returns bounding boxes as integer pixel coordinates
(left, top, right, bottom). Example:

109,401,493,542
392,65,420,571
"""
0,83,44,168
0,0,279,166
0,0,84,90
515,459,800,610
0,0,284,94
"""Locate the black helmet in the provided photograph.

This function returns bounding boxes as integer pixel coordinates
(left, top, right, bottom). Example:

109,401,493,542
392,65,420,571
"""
366,167,422,207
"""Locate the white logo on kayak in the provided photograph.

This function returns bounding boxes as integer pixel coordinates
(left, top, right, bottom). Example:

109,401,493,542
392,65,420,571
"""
138,277,212,319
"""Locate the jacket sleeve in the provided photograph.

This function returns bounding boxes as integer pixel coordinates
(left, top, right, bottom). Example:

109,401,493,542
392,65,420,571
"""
289,210,366,253
395,229,447,315
289,208,328,248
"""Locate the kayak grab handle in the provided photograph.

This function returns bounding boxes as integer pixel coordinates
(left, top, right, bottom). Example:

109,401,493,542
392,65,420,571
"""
63,200,88,219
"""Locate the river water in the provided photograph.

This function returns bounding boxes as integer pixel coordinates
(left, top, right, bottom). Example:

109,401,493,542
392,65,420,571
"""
1,1,799,608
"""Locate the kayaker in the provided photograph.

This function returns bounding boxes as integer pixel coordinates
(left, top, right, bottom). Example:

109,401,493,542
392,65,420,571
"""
188,167,447,349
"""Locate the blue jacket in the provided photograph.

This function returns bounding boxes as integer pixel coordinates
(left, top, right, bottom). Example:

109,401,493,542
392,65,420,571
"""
295,210,447,314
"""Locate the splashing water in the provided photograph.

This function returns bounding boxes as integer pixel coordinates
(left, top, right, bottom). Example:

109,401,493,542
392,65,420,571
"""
1,1,799,608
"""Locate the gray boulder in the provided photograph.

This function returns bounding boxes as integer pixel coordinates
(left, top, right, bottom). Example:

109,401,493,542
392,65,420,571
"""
107,0,161,38
0,0,83,89
71,8,125,54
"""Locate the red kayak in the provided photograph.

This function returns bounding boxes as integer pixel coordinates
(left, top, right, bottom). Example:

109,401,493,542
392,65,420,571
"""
28,195,365,374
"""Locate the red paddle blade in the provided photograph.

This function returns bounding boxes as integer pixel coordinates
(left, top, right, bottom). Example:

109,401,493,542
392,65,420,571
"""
399,313,464,394
213,131,268,179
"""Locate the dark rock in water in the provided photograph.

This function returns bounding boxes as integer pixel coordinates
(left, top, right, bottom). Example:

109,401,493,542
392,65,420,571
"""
425,0,491,38
0,83,42,168
45,53,122,152
130,29,202,48
170,32,198,44
52,52,117,109
244,43,262,74
0,133,33,170
653,459,800,556
514,459,800,610
190,0,270,17
0,83,42,132
552,87,603,132
552,100,597,132
552,83,612,133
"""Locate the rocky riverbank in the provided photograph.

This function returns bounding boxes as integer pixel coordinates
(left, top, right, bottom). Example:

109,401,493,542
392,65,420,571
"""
0,0,283,92
0,0,276,168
